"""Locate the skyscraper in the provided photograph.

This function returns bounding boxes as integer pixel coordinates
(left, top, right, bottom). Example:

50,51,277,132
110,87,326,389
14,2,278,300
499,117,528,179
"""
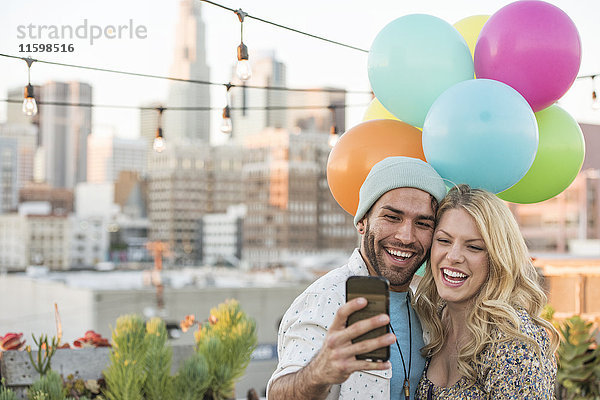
0,137,18,213
146,142,244,265
39,81,92,189
87,133,147,183
228,51,345,141
139,102,162,149
230,51,287,142
287,89,346,134
241,128,357,268
164,0,211,144
0,123,38,189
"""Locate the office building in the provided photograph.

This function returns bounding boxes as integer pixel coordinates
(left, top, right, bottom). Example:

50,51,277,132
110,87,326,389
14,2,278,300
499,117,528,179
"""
0,138,18,213
87,133,147,183
39,81,92,188
0,123,38,188
242,128,357,268
164,0,211,144
230,51,287,142
146,143,244,264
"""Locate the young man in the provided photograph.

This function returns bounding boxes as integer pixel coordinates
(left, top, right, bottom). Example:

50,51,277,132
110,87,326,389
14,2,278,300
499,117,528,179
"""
267,156,446,399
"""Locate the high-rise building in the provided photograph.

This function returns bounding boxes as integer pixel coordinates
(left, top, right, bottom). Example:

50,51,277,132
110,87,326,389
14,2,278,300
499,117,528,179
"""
39,81,92,188
0,138,19,213
110,171,150,264
241,128,357,268
287,89,346,134
139,102,162,149
0,204,71,271
164,0,211,144
228,51,346,141
19,183,74,215
198,204,246,266
230,51,287,142
0,123,38,188
146,143,244,265
87,133,147,183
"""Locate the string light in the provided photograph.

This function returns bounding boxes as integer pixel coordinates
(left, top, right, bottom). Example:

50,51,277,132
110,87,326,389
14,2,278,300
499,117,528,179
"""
221,105,232,134
153,107,166,153
221,83,233,134
235,9,251,81
592,75,600,110
328,105,339,148
22,57,37,116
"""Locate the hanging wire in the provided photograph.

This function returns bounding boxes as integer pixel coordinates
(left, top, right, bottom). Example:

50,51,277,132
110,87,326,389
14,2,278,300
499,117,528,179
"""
200,0,369,53
1,98,367,112
0,53,371,95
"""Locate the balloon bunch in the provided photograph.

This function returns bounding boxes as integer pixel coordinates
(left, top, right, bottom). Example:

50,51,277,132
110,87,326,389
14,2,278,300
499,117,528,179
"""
327,1,585,215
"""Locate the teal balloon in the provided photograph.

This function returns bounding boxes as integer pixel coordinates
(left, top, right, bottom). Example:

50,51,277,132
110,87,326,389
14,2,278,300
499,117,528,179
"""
423,79,538,193
368,14,474,128
498,105,585,203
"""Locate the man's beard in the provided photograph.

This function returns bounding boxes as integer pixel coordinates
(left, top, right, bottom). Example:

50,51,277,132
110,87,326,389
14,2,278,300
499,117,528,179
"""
363,221,426,288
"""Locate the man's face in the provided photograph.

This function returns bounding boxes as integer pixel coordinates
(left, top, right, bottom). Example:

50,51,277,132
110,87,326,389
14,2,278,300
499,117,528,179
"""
357,187,436,292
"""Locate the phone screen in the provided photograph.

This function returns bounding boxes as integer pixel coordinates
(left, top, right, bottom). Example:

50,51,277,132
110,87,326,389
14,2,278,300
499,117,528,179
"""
346,276,390,361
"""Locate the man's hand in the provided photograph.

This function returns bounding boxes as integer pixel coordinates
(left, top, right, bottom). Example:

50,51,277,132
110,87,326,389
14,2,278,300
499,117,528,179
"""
269,297,396,399
310,296,395,383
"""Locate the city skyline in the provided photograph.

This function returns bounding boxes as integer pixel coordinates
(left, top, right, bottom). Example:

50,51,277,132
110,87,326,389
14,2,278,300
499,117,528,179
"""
1,0,600,144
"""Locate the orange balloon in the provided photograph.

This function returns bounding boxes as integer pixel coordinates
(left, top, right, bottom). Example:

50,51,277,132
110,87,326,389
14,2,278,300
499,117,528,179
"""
327,119,426,215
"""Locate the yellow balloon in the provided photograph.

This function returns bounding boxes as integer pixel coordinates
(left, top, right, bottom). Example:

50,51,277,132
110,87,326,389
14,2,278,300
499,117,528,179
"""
362,98,400,122
453,15,490,59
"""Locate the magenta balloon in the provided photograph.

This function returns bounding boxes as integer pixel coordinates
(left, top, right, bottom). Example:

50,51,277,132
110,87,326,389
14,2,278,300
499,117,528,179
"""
474,1,581,112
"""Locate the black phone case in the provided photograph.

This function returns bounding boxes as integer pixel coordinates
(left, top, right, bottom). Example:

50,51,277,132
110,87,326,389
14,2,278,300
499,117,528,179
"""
345,275,390,361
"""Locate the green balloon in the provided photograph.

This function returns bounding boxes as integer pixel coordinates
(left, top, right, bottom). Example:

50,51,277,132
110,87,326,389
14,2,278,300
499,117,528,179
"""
498,105,585,204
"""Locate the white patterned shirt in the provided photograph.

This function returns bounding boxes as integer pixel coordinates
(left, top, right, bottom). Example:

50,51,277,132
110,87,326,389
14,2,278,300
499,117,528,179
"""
267,249,422,399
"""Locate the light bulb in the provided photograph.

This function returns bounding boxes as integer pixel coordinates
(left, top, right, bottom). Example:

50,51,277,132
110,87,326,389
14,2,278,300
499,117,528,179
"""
236,43,251,81
22,84,38,116
593,91,600,110
153,136,165,153
221,106,232,134
221,117,233,134
236,60,252,81
328,133,339,148
22,97,38,116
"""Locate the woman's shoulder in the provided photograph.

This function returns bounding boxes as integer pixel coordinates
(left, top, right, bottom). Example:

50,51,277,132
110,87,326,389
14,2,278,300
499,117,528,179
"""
479,309,557,397
487,308,553,363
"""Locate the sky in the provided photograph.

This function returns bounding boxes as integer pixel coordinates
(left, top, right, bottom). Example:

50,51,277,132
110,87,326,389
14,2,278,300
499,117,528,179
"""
1,0,599,144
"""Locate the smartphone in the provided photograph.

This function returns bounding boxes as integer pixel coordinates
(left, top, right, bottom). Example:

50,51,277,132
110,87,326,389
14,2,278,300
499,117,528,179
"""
345,275,390,362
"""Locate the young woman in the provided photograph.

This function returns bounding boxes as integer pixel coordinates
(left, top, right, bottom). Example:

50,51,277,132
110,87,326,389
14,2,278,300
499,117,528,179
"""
414,184,558,399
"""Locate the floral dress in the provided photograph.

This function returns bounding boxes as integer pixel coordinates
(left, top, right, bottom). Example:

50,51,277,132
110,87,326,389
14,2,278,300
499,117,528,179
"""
415,309,556,399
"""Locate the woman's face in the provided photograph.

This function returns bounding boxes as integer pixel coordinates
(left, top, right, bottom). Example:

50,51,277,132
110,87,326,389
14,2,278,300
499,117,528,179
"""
431,208,489,307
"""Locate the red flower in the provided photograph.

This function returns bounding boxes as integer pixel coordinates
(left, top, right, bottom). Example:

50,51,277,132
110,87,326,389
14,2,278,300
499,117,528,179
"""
72,330,110,348
0,333,25,351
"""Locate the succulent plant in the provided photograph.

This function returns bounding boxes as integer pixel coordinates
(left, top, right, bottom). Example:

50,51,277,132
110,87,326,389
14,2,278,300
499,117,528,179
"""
27,371,65,400
26,334,59,377
557,315,600,400
0,378,18,400
72,331,110,348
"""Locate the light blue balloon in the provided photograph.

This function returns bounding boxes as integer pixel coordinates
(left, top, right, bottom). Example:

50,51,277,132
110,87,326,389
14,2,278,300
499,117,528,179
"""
422,79,539,193
368,14,474,128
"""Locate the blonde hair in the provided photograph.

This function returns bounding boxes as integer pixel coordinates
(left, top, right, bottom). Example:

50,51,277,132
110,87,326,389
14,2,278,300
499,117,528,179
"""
414,184,558,383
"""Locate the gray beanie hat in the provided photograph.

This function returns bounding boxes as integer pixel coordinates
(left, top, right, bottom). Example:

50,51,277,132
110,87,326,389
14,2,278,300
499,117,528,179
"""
353,156,446,226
